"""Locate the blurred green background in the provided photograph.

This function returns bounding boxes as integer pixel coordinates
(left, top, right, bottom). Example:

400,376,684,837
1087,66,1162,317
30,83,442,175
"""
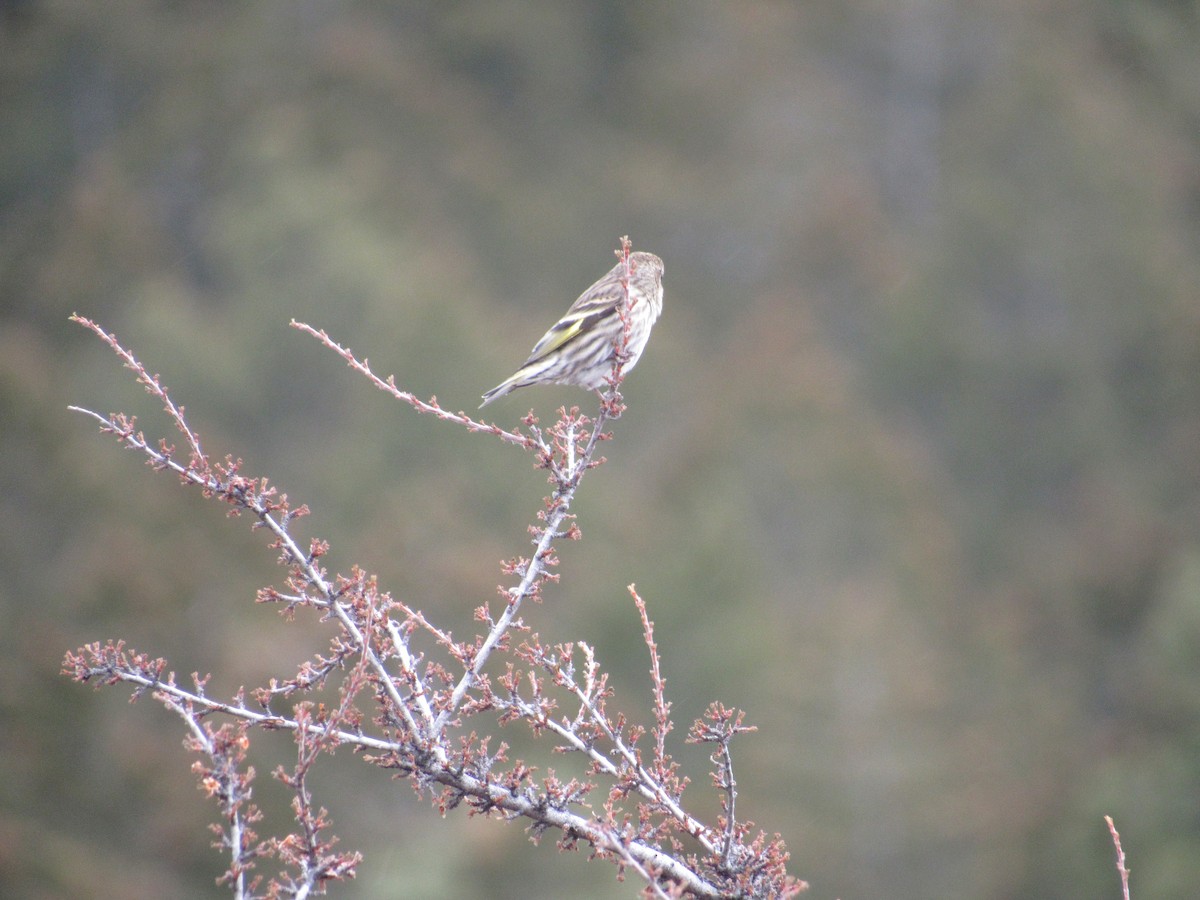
4,2,1200,898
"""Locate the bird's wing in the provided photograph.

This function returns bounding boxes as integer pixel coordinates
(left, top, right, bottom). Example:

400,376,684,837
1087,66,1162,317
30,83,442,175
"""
524,305,613,363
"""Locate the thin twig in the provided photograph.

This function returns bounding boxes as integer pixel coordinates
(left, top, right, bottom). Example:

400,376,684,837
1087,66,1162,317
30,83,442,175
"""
290,321,533,449
631,585,672,777
1104,815,1131,900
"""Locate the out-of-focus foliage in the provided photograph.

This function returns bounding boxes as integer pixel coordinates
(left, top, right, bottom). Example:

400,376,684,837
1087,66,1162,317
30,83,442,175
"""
3,1,1199,898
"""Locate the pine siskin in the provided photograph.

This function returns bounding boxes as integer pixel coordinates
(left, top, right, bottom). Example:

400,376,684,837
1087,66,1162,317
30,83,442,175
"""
480,251,665,407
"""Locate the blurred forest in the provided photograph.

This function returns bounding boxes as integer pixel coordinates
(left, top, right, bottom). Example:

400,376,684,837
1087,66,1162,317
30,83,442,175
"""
3,1,1200,898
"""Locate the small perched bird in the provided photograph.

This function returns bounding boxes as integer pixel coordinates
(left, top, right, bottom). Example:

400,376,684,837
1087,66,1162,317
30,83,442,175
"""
480,250,665,407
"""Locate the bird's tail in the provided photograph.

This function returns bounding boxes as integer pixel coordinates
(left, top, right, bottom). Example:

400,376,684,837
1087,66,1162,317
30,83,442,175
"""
479,374,519,408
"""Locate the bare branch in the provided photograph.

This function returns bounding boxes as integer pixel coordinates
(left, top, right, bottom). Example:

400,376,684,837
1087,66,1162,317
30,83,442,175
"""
65,239,804,897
